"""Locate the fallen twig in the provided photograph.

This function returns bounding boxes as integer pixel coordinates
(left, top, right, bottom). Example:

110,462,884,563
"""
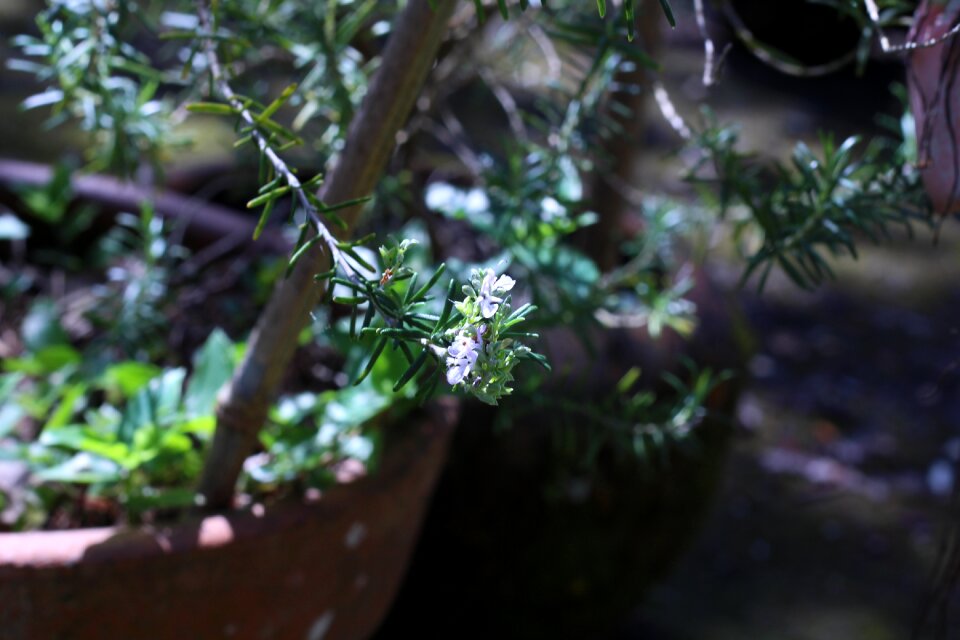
0,158,289,253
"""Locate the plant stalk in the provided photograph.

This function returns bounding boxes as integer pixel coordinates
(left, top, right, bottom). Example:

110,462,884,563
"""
197,0,456,510
585,0,663,272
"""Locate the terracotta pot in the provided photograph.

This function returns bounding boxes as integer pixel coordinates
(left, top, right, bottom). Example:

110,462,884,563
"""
908,0,960,215
377,270,747,639
0,400,458,640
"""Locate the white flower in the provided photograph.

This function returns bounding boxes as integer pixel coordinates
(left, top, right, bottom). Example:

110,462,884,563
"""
478,268,516,319
445,330,480,385
446,358,472,386
540,196,564,222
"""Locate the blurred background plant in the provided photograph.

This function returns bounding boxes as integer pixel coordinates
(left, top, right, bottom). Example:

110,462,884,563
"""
0,0,730,531
2,0,959,636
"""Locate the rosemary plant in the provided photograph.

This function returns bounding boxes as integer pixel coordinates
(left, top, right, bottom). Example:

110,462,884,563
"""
1,0,939,524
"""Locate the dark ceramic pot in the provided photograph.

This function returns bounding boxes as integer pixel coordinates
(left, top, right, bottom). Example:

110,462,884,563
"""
377,271,747,639
908,0,960,215
0,400,458,640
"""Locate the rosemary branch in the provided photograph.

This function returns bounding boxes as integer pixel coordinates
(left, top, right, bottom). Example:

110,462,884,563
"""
196,0,407,330
196,0,368,286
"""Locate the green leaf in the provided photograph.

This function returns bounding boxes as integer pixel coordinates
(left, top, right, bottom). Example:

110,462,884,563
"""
184,329,236,417
252,196,276,241
153,368,187,420
125,487,198,514
354,336,388,386
339,245,376,272
394,349,428,392
287,234,323,276
101,362,161,398
40,426,134,467
34,452,122,484
410,263,446,302
117,389,153,445
0,404,24,439
45,383,87,431
524,351,552,371
777,255,810,290
472,0,485,22
333,296,367,305
247,185,291,209
331,277,365,292
343,231,377,248
314,268,337,281
363,327,424,340
361,303,376,332
319,195,372,216
4,344,80,375
496,0,509,19
248,117,303,145
617,367,641,393
437,279,457,329
302,173,325,189
414,367,441,405
657,0,676,27
256,83,298,123
0,373,21,402
503,303,537,328
179,415,216,438
597,0,606,18
0,374,25,438
21,299,68,352
186,102,237,115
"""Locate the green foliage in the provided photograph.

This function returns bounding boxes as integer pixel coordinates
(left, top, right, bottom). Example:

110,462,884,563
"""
163,0,385,151
244,337,414,490
685,106,930,290
0,287,414,529
6,0,935,532
10,0,178,176
0,328,239,525
184,0,544,406
322,239,544,405
426,145,702,341
88,204,187,358
12,164,99,269
508,361,726,483
489,0,676,40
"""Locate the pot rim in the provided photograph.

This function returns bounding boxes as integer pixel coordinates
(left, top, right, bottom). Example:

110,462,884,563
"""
0,398,458,569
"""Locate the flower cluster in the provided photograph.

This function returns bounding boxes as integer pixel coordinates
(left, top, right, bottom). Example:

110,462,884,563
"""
443,267,533,405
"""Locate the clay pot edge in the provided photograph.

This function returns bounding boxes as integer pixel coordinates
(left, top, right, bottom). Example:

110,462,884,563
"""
0,398,459,569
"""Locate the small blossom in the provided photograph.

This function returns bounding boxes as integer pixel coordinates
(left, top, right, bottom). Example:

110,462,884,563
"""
445,330,480,385
447,332,479,361
478,269,516,319
446,357,472,386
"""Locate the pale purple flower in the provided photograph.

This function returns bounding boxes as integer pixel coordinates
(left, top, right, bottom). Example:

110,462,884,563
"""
446,358,472,386
478,269,515,319
447,332,479,361
446,330,480,385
